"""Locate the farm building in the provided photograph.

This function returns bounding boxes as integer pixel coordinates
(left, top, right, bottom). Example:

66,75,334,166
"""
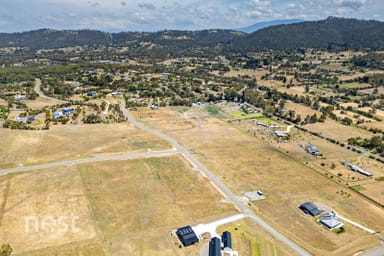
274,131,288,138
299,202,322,216
209,237,221,256
176,226,199,247
222,231,232,249
343,162,373,177
319,212,344,230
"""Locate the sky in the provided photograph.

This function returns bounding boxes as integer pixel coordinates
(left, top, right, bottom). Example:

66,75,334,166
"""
0,0,383,33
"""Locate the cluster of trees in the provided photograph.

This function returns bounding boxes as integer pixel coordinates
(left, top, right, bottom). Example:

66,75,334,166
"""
348,136,384,155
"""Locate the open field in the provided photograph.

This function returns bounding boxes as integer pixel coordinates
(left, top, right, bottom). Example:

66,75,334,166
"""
0,155,237,255
78,156,237,255
0,123,170,168
25,98,59,109
216,218,297,256
0,167,97,255
305,119,372,142
133,107,384,256
19,240,105,256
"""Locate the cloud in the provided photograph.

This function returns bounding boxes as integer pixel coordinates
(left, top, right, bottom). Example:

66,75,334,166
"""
333,0,367,10
121,1,127,6
138,2,156,10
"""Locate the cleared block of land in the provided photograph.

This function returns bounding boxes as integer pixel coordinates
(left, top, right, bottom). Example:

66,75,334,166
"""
0,167,96,254
18,240,105,256
0,123,170,168
78,156,237,255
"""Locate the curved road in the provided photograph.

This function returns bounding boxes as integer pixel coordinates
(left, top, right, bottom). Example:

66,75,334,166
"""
119,104,311,256
34,78,67,103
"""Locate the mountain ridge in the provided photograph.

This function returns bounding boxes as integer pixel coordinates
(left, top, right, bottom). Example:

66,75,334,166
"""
236,19,304,33
0,17,383,53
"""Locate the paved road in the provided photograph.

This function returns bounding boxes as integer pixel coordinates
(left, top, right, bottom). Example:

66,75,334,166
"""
193,214,246,238
119,104,311,256
34,78,67,103
360,244,384,256
0,149,178,176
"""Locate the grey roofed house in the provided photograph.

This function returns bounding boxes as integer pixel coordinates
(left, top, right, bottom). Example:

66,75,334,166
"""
306,145,321,156
209,237,221,256
319,212,344,230
176,225,199,247
299,202,322,216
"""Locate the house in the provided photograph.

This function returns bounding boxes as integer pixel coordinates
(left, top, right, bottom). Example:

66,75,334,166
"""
209,237,221,256
14,115,35,123
86,91,96,97
62,107,74,114
319,212,344,230
306,145,321,156
53,111,65,119
176,226,199,247
299,202,322,216
222,231,232,249
111,91,120,97
14,94,27,101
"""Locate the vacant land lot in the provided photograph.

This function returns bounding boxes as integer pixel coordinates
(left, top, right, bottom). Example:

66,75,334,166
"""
134,107,383,255
78,156,237,255
0,155,237,255
0,167,96,254
305,119,372,142
0,123,170,168
216,218,297,256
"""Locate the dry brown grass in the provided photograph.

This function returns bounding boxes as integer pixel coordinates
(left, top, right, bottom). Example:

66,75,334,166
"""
305,119,372,142
0,155,237,256
18,240,105,256
0,123,171,168
216,218,297,256
25,99,59,109
134,107,384,256
78,156,237,255
0,167,96,255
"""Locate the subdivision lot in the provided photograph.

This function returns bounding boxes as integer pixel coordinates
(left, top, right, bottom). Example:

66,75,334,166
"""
216,218,296,256
0,167,96,255
78,156,237,255
0,123,170,168
0,155,237,255
133,107,384,256
17,240,105,256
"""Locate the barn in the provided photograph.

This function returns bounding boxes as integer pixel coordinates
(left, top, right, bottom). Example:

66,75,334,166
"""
176,226,199,247
222,231,232,249
209,237,221,256
299,202,322,216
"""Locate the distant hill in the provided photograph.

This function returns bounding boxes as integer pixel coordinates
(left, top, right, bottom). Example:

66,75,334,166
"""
236,19,304,33
232,17,384,52
0,17,383,53
0,29,246,50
